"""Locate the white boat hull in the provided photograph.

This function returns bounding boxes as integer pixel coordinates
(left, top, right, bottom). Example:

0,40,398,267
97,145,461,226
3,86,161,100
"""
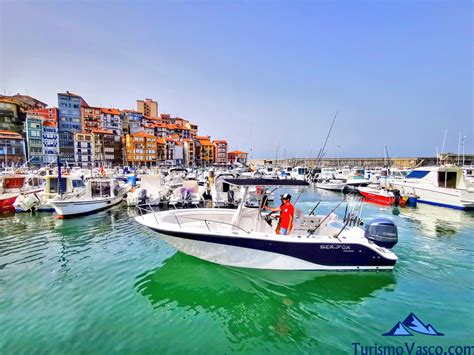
315,182,346,191
52,196,123,216
390,181,474,210
156,232,394,270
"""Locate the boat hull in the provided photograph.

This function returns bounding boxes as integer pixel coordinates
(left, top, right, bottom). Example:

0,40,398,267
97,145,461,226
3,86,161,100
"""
390,182,474,210
52,196,123,217
0,194,19,211
359,190,395,205
146,226,396,271
315,183,346,192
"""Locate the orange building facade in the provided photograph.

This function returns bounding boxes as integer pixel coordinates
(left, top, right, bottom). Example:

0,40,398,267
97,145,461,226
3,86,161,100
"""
125,131,160,166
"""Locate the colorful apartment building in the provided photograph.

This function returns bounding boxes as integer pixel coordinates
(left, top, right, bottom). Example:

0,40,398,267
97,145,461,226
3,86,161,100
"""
183,139,195,166
101,108,122,136
189,123,198,138
228,150,248,165
92,129,115,167
213,140,228,166
27,107,58,125
58,91,89,163
164,138,175,165
125,131,160,166
197,136,214,166
74,133,94,167
121,110,143,135
11,94,47,110
42,121,59,165
136,98,158,117
81,106,102,133
155,138,165,163
174,141,184,166
0,130,25,166
25,115,44,165
0,98,22,134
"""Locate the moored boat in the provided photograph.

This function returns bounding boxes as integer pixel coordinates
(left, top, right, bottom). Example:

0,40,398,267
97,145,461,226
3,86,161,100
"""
389,166,474,210
358,185,413,206
0,175,43,212
315,179,347,192
14,175,86,212
51,178,130,217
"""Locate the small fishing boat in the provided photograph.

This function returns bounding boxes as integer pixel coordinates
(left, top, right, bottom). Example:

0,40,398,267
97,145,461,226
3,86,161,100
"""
0,175,43,211
315,179,347,192
135,178,398,271
357,185,414,206
290,166,308,181
51,178,130,217
14,175,86,212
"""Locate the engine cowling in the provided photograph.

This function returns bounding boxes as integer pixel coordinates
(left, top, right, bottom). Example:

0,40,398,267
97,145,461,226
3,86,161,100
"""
364,218,398,249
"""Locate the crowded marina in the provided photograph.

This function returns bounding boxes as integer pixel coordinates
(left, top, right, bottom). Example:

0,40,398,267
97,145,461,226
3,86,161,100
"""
2,160,473,271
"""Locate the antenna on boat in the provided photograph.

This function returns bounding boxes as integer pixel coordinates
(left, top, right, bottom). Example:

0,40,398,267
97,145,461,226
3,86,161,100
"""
441,129,448,165
457,132,461,166
462,136,466,166
315,109,338,168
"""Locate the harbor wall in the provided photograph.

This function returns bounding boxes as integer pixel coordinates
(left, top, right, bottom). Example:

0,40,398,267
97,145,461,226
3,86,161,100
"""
251,153,474,168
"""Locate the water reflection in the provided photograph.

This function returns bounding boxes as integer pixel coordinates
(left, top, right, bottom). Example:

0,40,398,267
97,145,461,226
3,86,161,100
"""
399,204,474,238
135,253,395,345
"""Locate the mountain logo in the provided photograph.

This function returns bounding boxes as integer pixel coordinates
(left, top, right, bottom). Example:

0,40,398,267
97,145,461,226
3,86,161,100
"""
383,313,444,337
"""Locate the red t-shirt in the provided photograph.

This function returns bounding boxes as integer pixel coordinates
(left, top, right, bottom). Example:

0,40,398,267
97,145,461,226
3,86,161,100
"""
279,203,295,229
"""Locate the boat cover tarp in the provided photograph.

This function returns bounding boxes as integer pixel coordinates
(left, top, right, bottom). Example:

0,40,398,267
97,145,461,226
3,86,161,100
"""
223,178,309,187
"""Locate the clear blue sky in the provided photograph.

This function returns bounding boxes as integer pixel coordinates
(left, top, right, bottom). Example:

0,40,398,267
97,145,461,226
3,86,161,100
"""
1,0,472,159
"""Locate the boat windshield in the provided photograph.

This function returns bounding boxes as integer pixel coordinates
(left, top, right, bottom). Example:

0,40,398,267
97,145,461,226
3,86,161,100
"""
406,170,429,179
49,178,67,193
91,181,111,197
438,171,458,189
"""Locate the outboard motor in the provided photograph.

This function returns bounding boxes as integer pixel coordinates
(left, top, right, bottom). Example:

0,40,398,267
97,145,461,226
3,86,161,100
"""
364,218,398,249
138,189,148,205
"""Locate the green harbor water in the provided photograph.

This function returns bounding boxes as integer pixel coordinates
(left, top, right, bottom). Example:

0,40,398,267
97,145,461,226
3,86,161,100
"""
1,187,473,354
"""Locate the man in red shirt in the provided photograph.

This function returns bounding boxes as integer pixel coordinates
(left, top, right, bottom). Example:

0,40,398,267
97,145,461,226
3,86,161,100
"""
264,193,295,235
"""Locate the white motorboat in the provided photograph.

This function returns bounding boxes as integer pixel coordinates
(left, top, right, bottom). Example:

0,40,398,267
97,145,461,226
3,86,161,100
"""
135,178,398,271
14,175,86,212
165,168,188,189
336,167,370,186
51,178,131,217
169,179,206,208
315,179,347,192
126,173,169,206
290,166,308,181
389,165,474,210
210,172,243,207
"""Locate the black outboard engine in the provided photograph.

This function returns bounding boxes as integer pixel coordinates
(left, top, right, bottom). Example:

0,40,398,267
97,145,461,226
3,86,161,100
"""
364,218,398,249
138,189,148,205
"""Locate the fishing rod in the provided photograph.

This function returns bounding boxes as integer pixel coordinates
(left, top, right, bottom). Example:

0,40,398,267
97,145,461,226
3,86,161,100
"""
309,201,321,215
308,195,346,234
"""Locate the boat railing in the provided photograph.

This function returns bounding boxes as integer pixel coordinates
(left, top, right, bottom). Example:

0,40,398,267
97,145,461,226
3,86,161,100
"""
175,215,251,234
136,203,159,225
